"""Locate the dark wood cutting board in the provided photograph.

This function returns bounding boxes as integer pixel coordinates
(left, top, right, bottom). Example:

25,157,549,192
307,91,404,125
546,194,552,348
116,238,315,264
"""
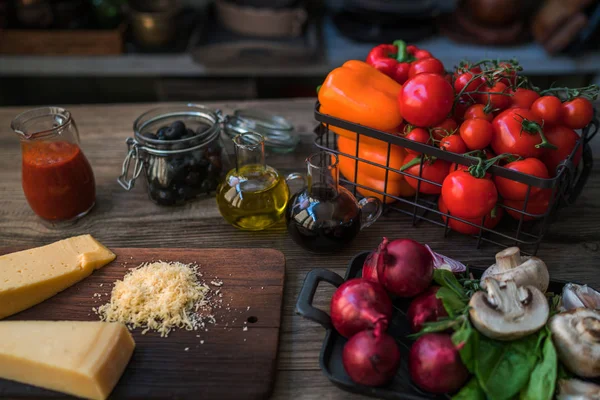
0,248,286,400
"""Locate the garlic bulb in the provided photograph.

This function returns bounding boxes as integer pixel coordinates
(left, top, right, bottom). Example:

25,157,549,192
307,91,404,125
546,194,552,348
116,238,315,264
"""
561,283,600,311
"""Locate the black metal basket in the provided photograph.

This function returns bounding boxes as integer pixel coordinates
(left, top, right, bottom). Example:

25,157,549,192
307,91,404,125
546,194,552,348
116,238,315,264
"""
314,102,598,255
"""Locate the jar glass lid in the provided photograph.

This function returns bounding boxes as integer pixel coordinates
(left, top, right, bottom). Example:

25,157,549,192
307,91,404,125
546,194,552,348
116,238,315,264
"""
224,109,299,154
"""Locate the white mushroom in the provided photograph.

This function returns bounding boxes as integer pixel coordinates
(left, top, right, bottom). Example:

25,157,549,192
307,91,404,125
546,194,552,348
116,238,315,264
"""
557,379,600,400
469,278,549,341
560,283,600,311
481,247,549,293
550,308,600,378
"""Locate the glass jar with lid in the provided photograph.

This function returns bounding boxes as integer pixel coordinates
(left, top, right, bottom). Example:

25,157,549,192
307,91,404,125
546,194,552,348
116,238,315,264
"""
118,104,230,206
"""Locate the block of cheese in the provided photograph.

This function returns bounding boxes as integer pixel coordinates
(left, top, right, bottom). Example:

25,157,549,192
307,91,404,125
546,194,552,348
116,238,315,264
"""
0,321,134,400
0,234,116,319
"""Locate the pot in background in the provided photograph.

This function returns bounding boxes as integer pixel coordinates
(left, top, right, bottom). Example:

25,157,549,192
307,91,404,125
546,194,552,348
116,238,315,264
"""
129,0,182,47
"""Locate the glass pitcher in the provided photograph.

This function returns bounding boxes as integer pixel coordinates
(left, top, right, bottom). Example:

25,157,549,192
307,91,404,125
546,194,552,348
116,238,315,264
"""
11,107,96,225
286,151,382,253
216,132,299,231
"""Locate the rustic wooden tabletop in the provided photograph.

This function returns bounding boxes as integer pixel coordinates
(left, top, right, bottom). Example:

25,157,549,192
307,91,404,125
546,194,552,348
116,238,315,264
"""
0,99,599,400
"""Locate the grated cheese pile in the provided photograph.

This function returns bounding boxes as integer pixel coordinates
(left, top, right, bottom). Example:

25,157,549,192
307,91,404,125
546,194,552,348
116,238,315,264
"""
96,261,212,337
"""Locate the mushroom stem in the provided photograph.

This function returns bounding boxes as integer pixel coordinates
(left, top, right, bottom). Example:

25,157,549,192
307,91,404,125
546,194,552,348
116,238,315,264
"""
485,279,526,321
495,247,521,271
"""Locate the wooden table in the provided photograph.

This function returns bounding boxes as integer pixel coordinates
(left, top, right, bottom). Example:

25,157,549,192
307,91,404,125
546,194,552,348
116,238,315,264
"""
1,99,599,400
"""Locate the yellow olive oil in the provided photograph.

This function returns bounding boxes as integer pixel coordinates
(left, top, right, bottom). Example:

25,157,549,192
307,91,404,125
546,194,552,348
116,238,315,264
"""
216,164,290,230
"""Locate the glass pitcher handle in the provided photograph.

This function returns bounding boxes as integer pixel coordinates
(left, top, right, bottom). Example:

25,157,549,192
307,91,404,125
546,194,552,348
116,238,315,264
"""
358,197,383,230
286,173,306,194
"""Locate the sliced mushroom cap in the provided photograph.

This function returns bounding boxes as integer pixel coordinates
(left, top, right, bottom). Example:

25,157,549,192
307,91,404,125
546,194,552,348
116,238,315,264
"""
481,247,550,293
469,278,549,341
557,379,600,400
550,308,600,378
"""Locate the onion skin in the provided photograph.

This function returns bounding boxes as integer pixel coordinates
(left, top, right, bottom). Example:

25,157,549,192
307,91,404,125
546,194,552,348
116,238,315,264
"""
407,286,448,333
342,329,401,386
362,250,380,283
377,237,434,297
330,278,393,338
409,333,469,394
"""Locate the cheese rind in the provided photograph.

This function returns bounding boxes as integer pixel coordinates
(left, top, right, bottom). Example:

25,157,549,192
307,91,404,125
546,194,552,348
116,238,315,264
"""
0,321,134,400
0,235,116,319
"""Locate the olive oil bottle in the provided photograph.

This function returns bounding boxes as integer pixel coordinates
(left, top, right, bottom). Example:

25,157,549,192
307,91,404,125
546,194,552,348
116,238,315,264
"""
217,132,290,230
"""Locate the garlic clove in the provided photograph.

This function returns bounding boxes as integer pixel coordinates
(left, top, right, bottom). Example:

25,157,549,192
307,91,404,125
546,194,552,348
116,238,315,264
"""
557,379,600,399
561,283,600,311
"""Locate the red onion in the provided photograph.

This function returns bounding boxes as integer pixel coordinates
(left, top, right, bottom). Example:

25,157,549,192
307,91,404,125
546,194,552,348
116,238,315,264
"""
362,248,381,283
377,237,433,297
342,329,401,386
409,333,469,394
330,278,393,338
425,245,467,273
407,286,448,333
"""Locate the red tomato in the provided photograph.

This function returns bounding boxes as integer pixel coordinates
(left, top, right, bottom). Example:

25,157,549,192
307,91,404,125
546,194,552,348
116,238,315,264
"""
494,158,549,201
541,125,582,175
440,135,467,153
449,148,496,173
454,69,485,96
438,196,504,235
491,108,546,158
509,88,540,109
441,170,498,219
404,128,431,155
398,73,454,127
531,96,563,126
459,118,493,150
412,48,433,60
504,189,552,221
464,104,494,122
562,97,594,129
403,154,450,194
431,118,458,140
498,62,518,87
479,82,511,110
408,58,445,79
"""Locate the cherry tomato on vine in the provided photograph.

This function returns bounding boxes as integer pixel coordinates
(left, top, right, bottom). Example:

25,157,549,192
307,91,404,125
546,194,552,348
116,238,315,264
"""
440,135,467,153
402,154,451,194
562,97,594,129
449,148,496,173
540,125,582,175
498,62,518,87
491,108,548,158
531,96,562,126
464,104,494,122
438,196,504,235
454,67,485,96
494,158,549,201
441,170,498,219
479,82,511,110
431,118,458,140
504,189,552,221
408,58,445,79
509,88,540,109
404,127,431,155
398,73,454,127
459,118,493,150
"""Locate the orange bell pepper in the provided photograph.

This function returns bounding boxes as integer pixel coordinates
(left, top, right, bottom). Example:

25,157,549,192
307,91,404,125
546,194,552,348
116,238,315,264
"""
318,60,403,139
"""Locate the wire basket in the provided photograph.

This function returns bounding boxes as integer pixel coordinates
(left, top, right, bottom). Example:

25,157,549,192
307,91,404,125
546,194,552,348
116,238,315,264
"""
314,102,597,255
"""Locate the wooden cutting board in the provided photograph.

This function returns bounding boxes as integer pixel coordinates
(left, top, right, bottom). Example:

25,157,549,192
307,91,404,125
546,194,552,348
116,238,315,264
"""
0,248,285,400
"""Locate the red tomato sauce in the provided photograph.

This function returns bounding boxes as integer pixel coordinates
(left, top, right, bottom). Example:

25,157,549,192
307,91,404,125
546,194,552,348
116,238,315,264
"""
21,141,96,221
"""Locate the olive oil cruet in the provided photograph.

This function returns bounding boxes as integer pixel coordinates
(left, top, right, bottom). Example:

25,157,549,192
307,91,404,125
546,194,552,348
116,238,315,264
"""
217,132,301,231
286,151,382,253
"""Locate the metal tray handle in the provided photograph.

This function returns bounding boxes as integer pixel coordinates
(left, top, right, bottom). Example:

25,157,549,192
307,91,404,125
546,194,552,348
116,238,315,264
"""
295,268,345,330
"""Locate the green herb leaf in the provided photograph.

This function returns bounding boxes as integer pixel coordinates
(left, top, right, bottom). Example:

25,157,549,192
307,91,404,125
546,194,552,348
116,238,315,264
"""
408,317,461,339
519,332,558,400
452,322,477,372
475,334,539,400
433,269,467,300
452,377,486,400
436,287,468,318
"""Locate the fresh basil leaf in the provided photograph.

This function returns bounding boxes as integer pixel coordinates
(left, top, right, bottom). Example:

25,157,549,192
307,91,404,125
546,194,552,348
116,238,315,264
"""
519,333,558,400
452,377,486,400
433,269,467,300
436,287,467,317
452,323,477,373
476,334,539,400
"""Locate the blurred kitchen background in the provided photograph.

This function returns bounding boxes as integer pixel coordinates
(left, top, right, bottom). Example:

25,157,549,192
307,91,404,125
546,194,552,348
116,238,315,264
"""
1,0,600,106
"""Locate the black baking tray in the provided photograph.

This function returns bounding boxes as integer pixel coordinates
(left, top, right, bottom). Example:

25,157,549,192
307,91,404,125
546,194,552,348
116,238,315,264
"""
295,251,578,399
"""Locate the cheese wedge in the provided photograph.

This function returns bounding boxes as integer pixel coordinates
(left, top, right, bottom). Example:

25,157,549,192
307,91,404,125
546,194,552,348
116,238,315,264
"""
0,321,134,400
0,235,116,319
